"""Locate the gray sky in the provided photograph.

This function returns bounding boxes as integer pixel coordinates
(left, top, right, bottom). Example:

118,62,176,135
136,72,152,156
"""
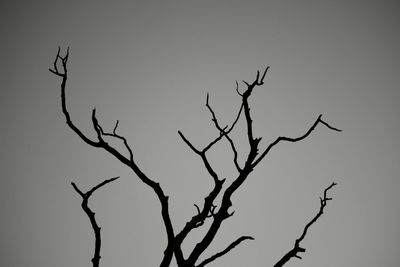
1,1,399,266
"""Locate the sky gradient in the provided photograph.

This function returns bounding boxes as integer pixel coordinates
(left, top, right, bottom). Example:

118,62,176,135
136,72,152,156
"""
1,1,400,266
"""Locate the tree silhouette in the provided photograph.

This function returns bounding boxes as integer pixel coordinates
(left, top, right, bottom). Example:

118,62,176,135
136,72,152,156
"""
50,47,341,267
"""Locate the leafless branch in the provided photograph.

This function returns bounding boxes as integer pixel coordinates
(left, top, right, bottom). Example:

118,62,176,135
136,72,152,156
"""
207,204,217,218
174,89,249,262
179,90,243,164
178,130,221,184
240,67,269,148
174,176,225,254
50,48,176,267
97,119,134,161
52,50,341,267
319,118,342,132
49,47,101,148
178,130,201,155
196,236,254,267
253,115,341,168
113,120,119,134
71,176,120,267
86,176,120,197
194,204,201,215
205,93,243,172
274,182,337,267
185,68,270,266
235,80,243,96
178,68,274,265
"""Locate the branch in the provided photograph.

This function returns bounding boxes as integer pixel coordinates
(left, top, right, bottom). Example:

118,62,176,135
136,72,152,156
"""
49,47,101,148
86,176,120,197
50,48,176,267
179,132,221,184
196,236,254,267
274,182,337,267
240,67,269,145
174,91,247,260
253,115,341,168
178,90,244,173
71,176,120,267
206,93,243,172
235,80,242,96
178,130,201,155
174,178,225,254
98,119,134,161
185,68,270,265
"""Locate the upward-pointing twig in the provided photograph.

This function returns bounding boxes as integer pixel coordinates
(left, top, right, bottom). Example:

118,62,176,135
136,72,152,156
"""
71,176,120,267
274,182,337,267
196,236,254,267
253,115,341,168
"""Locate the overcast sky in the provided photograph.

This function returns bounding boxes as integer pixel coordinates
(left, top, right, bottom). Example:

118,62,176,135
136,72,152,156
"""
1,1,399,267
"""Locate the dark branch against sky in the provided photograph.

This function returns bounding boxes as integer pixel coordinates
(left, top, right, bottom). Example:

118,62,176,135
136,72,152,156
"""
51,48,340,266
1,1,400,267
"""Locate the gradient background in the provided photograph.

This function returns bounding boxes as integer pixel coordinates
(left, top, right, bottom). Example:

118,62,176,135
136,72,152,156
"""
1,1,399,266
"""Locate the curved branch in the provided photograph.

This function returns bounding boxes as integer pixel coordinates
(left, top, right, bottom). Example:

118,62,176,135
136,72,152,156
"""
53,52,341,267
274,182,337,267
98,119,134,161
178,130,220,183
71,176,120,267
49,47,101,148
206,93,243,172
241,66,270,145
253,115,341,168
50,48,176,267
185,68,270,266
196,236,254,267
178,131,201,155
174,91,248,262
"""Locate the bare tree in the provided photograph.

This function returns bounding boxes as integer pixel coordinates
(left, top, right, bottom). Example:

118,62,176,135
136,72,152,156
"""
50,47,341,267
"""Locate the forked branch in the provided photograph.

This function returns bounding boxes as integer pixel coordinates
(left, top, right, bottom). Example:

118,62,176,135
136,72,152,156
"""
253,115,341,168
274,182,337,267
50,48,176,267
96,119,134,161
49,47,101,148
52,50,341,267
184,68,270,266
71,176,120,267
206,93,243,172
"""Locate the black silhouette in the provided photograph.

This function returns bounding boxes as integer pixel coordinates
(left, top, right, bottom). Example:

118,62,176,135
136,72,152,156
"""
50,47,341,267
71,177,119,267
274,182,336,266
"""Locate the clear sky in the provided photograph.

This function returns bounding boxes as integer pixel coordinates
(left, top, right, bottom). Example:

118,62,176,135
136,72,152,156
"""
1,1,399,267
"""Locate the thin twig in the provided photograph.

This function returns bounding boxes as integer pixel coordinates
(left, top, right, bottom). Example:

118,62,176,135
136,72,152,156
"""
196,236,254,267
205,93,243,172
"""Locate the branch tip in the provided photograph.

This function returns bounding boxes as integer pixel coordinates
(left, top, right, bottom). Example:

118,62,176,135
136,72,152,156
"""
194,204,201,214
319,116,342,132
235,80,242,96
274,182,336,267
113,120,119,134
260,66,269,82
